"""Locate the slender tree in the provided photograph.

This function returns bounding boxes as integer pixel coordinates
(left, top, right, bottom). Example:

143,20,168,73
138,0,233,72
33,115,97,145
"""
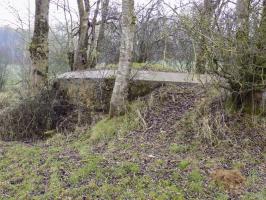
255,0,266,83
95,0,110,65
195,0,220,73
29,0,50,88
109,0,135,117
253,0,266,111
230,0,251,108
87,0,101,68
73,0,90,70
63,0,75,71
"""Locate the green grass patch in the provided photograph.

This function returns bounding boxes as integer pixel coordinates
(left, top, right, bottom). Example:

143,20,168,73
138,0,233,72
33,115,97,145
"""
188,181,204,193
188,170,203,182
122,162,140,174
243,188,266,200
178,160,190,170
89,101,144,143
187,170,204,195
69,156,102,185
246,169,260,187
215,193,229,200
169,143,189,154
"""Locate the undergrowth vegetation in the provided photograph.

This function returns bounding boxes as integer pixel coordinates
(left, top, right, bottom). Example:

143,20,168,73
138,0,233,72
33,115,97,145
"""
89,100,144,143
177,87,266,146
0,87,91,141
0,84,265,199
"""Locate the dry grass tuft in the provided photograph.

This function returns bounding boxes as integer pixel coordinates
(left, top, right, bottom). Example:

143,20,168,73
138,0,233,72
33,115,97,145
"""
211,169,246,191
178,87,266,147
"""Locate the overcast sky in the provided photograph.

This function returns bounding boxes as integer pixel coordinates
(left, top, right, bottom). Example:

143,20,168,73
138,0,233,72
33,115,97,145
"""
0,0,178,29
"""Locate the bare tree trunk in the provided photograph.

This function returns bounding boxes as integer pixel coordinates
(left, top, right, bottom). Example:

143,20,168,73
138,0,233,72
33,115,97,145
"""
236,0,250,52
255,0,266,79
63,0,75,71
109,0,135,117
95,0,110,65
73,0,90,70
195,0,220,74
235,0,251,85
254,0,266,111
231,0,251,109
87,0,101,68
29,0,50,89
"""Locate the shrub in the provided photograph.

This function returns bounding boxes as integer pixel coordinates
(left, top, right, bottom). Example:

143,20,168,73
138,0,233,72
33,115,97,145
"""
0,87,91,140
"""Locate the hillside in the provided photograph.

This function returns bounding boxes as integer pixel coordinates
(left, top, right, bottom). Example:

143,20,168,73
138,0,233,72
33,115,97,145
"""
0,84,265,200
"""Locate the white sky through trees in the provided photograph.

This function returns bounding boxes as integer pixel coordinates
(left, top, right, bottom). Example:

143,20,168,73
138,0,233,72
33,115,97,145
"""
0,0,178,28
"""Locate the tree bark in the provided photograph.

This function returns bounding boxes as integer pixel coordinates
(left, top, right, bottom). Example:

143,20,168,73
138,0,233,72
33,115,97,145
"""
73,0,90,70
95,0,110,65
235,0,251,86
254,0,266,112
63,0,75,71
255,0,266,81
231,0,251,110
87,0,101,68
109,0,135,117
29,0,50,89
195,0,220,74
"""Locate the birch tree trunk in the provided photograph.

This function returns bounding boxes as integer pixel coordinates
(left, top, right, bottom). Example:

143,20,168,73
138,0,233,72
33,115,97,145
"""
109,0,135,117
29,0,50,89
73,0,90,70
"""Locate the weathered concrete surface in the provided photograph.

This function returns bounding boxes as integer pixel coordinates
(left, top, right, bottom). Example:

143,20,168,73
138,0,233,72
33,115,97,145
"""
57,70,210,84
56,70,210,112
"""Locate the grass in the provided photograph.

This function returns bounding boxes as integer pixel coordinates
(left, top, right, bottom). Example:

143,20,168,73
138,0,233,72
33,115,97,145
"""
178,160,191,170
121,162,140,174
169,143,189,154
242,189,266,200
89,100,143,143
89,117,122,142
187,170,204,194
189,170,203,182
0,85,265,199
188,181,204,193
246,169,260,188
215,193,230,200
69,156,102,185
